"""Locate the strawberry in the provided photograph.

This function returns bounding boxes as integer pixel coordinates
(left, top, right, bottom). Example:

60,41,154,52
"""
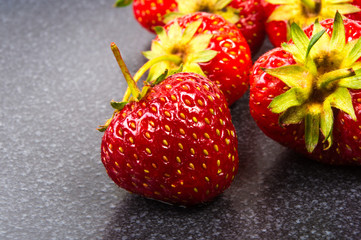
114,0,178,33
250,13,361,165
262,0,361,47
143,12,252,105
99,43,239,206
115,0,266,54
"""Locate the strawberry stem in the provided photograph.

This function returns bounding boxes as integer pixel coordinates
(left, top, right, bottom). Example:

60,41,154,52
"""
122,54,182,101
111,43,141,101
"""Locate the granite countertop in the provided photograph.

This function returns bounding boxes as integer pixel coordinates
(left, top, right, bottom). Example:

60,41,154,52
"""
1,0,361,239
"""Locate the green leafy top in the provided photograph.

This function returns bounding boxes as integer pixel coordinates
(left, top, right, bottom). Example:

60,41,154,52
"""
264,12,361,152
266,0,360,29
143,20,217,83
114,0,133,7
164,0,240,24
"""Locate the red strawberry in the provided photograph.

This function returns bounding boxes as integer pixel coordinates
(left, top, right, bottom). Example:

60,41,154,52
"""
143,12,252,106
99,43,239,206
115,0,266,54
249,13,361,165
262,0,361,47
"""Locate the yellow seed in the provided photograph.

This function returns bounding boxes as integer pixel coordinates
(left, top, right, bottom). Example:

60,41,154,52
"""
192,117,198,123
144,169,149,173
114,162,119,167
204,133,210,139
163,156,168,162
143,183,148,188
197,99,204,106
185,99,191,105
202,163,207,169
182,85,189,90
210,108,215,115
189,163,195,169
203,85,210,91
178,143,184,150
217,160,221,167
208,95,214,101
163,139,169,146
149,121,155,127
225,138,230,145
152,163,157,168
203,149,209,156
160,97,166,102
166,84,172,89
205,177,210,182
118,128,123,136
179,128,185,135
126,163,132,168
216,129,221,136
205,118,210,124
146,148,151,154
118,146,124,153
176,156,181,163
171,184,176,188
214,145,219,152
177,169,182,174
151,106,157,112
164,125,171,132
194,187,198,193
134,154,138,160
190,148,195,154
171,95,177,101
164,111,171,117
180,113,186,119
129,137,134,144
154,191,160,195
145,132,151,139
215,184,219,189
192,133,198,140
218,169,222,174
108,144,113,150
164,173,170,177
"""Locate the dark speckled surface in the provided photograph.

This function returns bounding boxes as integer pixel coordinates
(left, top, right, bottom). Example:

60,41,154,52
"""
1,0,361,239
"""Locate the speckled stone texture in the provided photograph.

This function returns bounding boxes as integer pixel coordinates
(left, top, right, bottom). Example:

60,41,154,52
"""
0,0,360,239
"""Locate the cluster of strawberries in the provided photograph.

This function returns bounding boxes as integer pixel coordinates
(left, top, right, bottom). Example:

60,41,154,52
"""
99,0,361,206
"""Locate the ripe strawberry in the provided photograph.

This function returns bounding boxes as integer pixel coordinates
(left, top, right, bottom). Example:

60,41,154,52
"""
99,43,239,206
262,0,361,47
115,0,177,33
143,12,252,105
249,13,361,165
115,0,266,54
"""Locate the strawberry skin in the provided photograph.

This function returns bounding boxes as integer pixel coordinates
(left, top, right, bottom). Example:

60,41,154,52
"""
148,12,252,106
101,72,239,205
132,0,177,33
229,0,266,54
262,0,361,47
250,18,361,165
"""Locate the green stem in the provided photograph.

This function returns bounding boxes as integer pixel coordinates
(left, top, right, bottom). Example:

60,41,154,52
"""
318,68,355,89
111,43,141,101
122,54,182,101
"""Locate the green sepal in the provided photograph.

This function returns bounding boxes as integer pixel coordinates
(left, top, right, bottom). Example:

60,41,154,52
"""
187,50,218,63
269,87,306,113
320,99,333,149
319,68,355,89
338,68,361,89
330,12,346,52
301,0,316,11
279,105,307,125
306,29,326,58
114,0,133,7
290,22,309,58
305,111,320,153
154,26,169,44
344,36,361,66
328,87,357,120
181,20,202,44
110,100,128,110
183,62,206,76
262,65,310,88
163,12,185,24
215,0,233,9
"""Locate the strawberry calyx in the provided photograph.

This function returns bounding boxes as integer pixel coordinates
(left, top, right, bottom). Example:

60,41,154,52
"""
264,12,361,152
114,0,133,7
266,0,361,30
143,19,218,83
97,43,182,132
164,0,240,26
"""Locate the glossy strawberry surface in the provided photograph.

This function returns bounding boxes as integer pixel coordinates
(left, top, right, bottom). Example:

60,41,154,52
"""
250,18,361,165
161,13,252,105
132,0,177,33
262,0,361,47
101,72,239,205
130,0,265,54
